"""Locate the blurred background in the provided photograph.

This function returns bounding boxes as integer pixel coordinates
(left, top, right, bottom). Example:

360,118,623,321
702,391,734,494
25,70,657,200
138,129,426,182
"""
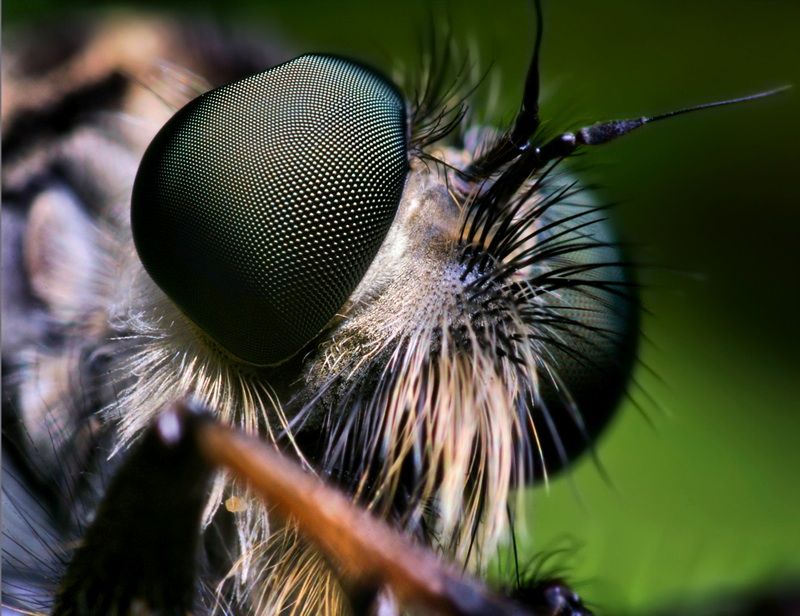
6,0,800,613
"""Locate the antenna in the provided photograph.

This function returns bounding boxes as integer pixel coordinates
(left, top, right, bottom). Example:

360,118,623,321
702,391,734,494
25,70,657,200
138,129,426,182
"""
522,86,791,177
576,85,792,147
465,0,546,176
465,85,791,218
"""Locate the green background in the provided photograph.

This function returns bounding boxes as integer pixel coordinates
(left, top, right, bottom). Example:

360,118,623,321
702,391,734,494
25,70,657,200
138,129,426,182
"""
6,1,800,613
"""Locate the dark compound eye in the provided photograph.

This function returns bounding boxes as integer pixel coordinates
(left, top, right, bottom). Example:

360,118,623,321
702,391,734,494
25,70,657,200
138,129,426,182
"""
529,205,639,477
131,54,409,365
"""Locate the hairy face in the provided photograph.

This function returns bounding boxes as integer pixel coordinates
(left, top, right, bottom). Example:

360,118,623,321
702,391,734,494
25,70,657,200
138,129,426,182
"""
3,4,794,616
110,38,640,610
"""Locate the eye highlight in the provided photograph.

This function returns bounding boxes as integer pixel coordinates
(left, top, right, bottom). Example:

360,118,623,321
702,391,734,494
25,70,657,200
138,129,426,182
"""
131,54,409,366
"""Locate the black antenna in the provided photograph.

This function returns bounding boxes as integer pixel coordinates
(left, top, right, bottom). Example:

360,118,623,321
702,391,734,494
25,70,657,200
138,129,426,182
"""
534,85,792,160
510,0,544,144
464,0,545,177
459,0,791,183
463,85,791,227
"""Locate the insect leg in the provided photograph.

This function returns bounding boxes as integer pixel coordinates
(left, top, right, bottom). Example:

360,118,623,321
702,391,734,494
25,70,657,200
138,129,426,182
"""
47,399,596,615
52,409,214,615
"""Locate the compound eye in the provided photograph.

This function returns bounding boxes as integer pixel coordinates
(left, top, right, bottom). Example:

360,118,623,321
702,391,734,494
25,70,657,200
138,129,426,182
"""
131,54,408,365
531,207,639,477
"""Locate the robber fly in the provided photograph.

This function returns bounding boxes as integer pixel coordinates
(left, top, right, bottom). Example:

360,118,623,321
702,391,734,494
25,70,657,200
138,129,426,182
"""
1,2,789,615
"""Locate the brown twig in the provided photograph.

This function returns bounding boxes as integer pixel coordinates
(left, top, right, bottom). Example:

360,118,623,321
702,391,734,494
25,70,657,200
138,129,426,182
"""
180,401,531,616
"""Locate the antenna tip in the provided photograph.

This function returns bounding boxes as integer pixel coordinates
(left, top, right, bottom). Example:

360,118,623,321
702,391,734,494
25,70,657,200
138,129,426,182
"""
754,84,793,99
